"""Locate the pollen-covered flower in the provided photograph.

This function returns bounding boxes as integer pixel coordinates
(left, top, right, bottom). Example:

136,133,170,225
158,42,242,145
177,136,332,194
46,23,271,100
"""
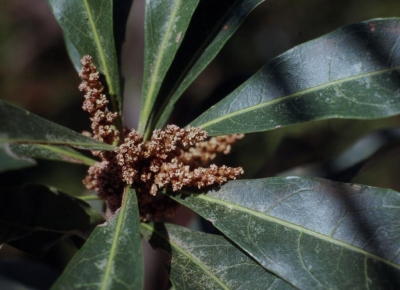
79,55,244,221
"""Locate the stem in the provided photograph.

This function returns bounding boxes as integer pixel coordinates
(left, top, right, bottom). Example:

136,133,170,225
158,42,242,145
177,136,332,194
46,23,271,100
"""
77,194,100,201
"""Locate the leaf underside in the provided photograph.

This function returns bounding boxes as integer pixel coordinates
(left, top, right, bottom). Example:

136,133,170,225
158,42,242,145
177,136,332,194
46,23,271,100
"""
0,143,36,173
0,100,114,151
10,144,96,166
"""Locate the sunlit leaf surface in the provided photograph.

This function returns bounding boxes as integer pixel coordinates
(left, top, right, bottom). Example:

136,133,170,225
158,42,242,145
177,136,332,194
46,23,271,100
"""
139,0,199,135
154,0,266,130
191,18,400,136
47,0,123,116
141,222,294,289
171,177,400,288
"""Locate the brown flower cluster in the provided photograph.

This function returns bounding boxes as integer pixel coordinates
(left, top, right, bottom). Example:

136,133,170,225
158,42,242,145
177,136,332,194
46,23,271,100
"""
79,55,244,220
79,55,119,146
115,125,244,196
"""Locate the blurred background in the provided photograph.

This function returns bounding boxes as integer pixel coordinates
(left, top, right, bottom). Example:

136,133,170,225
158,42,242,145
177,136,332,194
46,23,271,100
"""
1,0,400,288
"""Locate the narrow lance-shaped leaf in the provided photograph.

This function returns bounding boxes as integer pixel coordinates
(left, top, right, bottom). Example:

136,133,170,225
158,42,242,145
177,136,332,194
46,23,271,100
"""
139,0,200,136
141,222,294,289
191,18,400,136
0,184,104,253
153,0,266,130
0,143,35,173
170,177,400,289
0,101,115,151
10,144,96,166
52,187,143,290
47,0,123,117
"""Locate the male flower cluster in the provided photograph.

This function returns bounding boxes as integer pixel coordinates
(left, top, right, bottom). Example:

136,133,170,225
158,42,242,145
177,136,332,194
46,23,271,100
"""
79,55,244,220
115,125,244,196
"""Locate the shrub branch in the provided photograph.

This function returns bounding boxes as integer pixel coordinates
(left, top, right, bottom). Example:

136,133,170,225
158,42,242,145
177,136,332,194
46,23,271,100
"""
79,56,244,221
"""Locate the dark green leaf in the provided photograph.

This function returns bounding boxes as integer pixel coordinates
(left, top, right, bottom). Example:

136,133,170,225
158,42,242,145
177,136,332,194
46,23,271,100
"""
52,187,143,290
170,177,400,288
0,143,35,173
139,0,200,136
10,144,96,166
47,0,123,116
0,101,114,151
153,0,266,130
0,184,104,250
113,0,134,68
191,18,400,136
6,231,71,256
141,222,294,289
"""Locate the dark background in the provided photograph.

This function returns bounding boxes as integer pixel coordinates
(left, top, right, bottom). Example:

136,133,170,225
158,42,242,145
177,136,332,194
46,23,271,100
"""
1,0,400,288
1,0,400,190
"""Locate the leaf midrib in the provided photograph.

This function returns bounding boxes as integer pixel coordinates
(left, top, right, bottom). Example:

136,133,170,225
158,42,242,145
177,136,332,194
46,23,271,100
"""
1,139,114,151
141,223,230,290
153,0,245,129
188,193,400,270
100,187,130,290
35,144,96,165
197,66,400,130
140,0,182,134
82,0,115,96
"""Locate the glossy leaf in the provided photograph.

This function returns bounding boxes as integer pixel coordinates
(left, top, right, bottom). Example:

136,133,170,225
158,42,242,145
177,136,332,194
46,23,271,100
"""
47,0,123,116
153,0,266,130
52,187,143,290
10,144,96,166
0,143,35,173
0,185,104,245
139,0,200,136
141,222,294,289
191,18,400,136
170,177,400,288
0,101,114,151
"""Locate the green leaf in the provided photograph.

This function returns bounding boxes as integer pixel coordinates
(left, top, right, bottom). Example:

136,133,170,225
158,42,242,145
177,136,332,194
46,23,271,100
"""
52,187,143,290
10,144,96,166
141,222,294,289
46,0,123,117
153,0,266,130
0,185,104,251
139,0,200,136
0,143,35,173
0,101,115,151
170,177,400,288
191,18,400,136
